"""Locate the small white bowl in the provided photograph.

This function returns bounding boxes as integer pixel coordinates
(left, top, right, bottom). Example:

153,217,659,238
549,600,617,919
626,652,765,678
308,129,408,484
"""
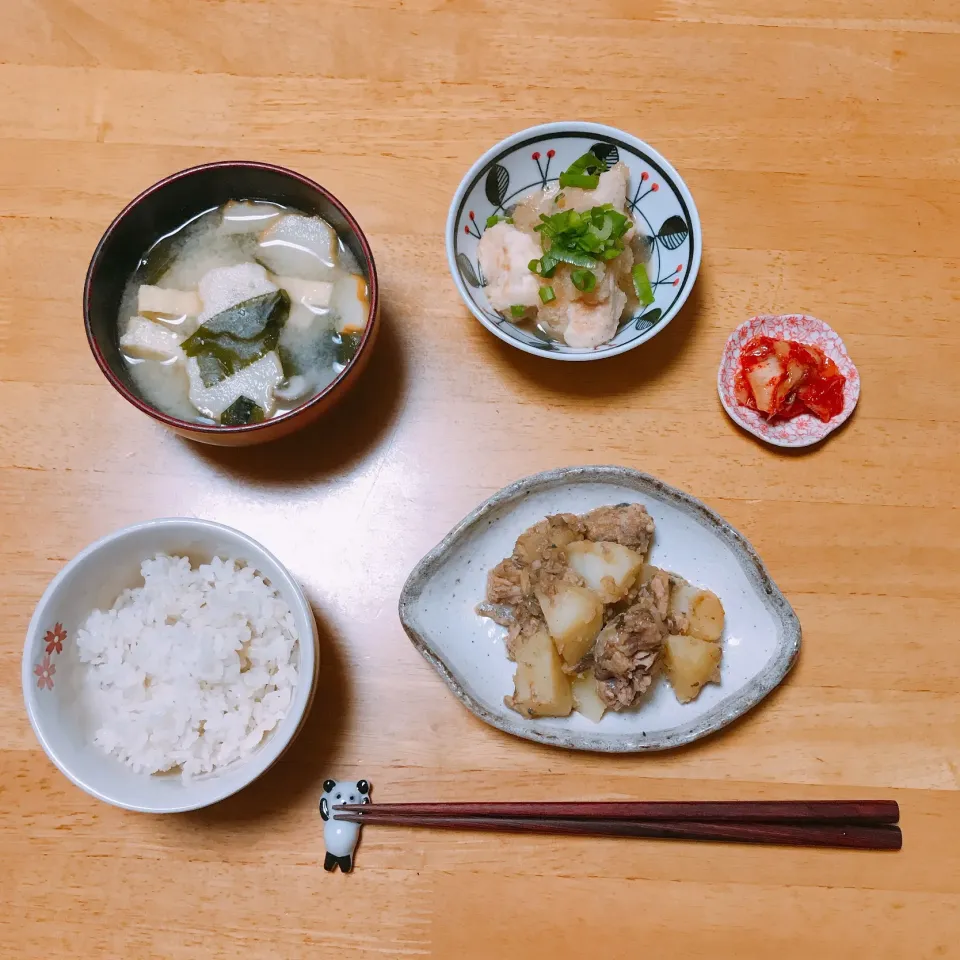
446,121,702,361
22,518,319,813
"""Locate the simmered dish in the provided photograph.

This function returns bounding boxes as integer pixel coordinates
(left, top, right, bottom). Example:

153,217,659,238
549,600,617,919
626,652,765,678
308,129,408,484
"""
479,504,725,722
735,336,846,422
117,200,370,425
476,150,655,349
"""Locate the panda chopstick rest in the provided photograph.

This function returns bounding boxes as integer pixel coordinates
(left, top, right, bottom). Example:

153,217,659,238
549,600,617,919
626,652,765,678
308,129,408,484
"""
320,778,370,872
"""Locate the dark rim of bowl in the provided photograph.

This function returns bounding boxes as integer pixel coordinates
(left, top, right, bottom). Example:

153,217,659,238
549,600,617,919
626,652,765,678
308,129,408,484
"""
83,160,380,435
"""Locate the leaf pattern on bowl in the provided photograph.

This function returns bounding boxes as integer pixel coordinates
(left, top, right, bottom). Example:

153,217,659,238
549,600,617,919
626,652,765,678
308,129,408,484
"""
657,215,689,251
457,252,482,288
485,164,510,208
634,308,663,332
590,142,620,167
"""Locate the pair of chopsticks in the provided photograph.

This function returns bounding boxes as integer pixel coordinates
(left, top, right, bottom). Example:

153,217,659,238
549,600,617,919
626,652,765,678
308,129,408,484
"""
334,800,901,850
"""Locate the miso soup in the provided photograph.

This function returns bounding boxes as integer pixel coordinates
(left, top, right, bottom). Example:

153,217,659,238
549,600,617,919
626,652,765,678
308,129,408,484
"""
117,200,370,426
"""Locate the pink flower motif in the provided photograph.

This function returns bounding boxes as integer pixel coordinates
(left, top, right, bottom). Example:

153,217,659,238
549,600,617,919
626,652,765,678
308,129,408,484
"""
469,210,475,220
651,183,659,192
464,225,470,234
532,151,541,160
641,171,649,181
44,622,67,655
34,656,56,691
677,264,684,273
546,149,555,159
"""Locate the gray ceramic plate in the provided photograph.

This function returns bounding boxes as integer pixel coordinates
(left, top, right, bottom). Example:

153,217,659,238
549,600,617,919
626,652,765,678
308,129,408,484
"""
399,467,801,752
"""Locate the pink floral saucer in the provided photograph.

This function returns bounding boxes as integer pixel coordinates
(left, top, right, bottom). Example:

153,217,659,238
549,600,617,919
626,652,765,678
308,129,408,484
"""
717,314,860,448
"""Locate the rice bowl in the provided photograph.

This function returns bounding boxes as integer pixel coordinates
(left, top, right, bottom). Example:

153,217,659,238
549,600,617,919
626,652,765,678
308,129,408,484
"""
22,518,319,813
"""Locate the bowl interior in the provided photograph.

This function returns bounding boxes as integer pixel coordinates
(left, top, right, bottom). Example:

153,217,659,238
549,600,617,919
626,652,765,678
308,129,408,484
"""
447,125,701,359
23,520,318,812
86,162,375,427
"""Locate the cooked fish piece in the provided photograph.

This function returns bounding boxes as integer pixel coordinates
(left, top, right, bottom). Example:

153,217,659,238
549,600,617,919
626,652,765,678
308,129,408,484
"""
558,162,631,214
476,221,542,312
561,271,627,349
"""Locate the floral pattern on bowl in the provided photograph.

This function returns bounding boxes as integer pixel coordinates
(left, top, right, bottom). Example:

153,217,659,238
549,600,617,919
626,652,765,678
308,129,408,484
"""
34,622,67,690
446,122,702,361
718,314,861,448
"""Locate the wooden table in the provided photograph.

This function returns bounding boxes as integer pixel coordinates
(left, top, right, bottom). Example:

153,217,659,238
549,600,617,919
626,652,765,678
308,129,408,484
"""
2,1,958,956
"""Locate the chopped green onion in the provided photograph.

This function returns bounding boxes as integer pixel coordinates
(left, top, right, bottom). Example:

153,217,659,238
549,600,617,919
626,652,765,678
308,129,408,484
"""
558,172,600,190
571,268,597,293
510,304,527,318
539,285,556,304
632,263,655,306
486,214,513,227
552,247,598,268
531,202,632,280
539,255,559,278
562,151,609,177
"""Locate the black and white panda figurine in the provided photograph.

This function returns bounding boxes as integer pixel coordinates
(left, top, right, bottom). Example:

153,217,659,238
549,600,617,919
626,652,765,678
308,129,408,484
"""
319,779,370,873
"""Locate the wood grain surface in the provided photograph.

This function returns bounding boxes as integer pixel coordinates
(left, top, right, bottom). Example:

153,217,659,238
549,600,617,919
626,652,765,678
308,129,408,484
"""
2,1,959,957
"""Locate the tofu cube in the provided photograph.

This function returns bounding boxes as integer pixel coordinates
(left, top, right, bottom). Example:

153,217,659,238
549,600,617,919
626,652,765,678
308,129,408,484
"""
331,273,370,334
119,316,183,361
137,286,202,318
273,276,333,309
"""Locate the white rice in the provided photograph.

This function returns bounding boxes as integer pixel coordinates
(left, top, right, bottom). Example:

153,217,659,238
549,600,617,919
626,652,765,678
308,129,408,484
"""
75,554,299,780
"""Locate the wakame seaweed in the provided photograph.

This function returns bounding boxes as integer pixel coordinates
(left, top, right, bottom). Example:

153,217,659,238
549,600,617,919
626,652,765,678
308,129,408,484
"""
183,290,289,386
195,353,229,388
221,396,265,425
182,290,289,383
336,332,362,366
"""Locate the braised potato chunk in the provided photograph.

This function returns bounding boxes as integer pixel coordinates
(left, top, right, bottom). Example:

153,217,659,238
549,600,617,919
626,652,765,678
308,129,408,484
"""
668,583,725,642
566,540,643,603
535,583,604,665
571,673,607,723
505,627,573,718
664,634,722,703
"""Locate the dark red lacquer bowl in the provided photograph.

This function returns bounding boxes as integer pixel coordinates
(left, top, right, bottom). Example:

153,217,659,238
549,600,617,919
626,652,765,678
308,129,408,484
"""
84,161,380,447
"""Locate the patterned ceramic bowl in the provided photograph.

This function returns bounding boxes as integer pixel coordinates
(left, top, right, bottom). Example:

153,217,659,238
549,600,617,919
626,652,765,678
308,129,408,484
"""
446,121,702,360
718,314,861,448
21,518,319,813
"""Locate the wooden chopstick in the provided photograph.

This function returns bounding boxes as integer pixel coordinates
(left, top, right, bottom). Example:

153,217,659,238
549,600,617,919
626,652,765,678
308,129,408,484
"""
334,799,899,825
333,811,902,850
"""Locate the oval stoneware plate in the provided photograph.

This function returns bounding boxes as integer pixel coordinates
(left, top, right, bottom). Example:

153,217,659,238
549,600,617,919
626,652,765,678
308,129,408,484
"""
718,314,860,448
399,466,801,752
